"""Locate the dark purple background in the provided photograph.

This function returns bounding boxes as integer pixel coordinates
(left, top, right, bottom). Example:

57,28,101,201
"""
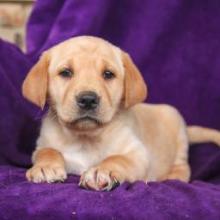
0,0,220,219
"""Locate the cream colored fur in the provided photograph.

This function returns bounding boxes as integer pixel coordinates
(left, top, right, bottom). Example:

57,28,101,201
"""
22,36,220,191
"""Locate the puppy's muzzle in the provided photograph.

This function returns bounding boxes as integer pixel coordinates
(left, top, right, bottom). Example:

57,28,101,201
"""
76,91,100,111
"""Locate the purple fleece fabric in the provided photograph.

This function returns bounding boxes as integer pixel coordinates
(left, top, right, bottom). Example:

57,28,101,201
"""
0,0,220,219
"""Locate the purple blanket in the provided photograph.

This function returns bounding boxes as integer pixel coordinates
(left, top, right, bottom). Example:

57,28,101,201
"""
0,0,220,219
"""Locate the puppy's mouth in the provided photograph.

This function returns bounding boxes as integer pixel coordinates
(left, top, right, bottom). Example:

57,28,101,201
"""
73,116,101,125
62,114,104,131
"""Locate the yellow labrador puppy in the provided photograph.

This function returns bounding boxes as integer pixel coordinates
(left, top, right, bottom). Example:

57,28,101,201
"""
22,36,220,191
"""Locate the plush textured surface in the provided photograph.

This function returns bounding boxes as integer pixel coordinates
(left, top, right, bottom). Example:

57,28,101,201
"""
0,0,220,219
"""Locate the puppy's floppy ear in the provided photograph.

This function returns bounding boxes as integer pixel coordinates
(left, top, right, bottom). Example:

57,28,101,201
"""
122,51,147,108
22,52,49,109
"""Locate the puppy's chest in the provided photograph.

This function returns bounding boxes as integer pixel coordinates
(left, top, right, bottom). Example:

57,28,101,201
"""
60,142,106,175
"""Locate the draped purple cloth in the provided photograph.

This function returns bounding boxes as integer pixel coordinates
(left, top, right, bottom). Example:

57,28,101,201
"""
0,0,220,219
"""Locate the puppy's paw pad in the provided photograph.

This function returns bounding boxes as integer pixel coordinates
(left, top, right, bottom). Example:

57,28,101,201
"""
79,167,120,191
96,170,119,191
26,165,67,183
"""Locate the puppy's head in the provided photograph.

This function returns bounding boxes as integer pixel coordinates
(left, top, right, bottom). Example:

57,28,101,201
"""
22,36,147,131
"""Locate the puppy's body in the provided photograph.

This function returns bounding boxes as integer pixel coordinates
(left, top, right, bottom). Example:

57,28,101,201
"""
37,103,186,181
22,36,220,190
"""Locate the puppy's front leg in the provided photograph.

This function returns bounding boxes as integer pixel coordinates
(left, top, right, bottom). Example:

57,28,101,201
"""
80,150,148,191
26,148,67,183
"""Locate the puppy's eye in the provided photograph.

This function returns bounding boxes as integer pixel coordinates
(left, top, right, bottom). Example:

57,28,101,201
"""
59,69,73,78
103,70,115,80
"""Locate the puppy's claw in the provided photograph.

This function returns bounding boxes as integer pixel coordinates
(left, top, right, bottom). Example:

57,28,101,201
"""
111,177,120,190
101,176,120,191
78,180,83,187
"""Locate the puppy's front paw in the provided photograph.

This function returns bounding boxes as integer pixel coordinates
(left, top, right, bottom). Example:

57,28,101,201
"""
26,165,67,183
79,167,120,191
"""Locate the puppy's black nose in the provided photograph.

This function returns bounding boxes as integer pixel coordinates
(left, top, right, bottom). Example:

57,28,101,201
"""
76,91,100,110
